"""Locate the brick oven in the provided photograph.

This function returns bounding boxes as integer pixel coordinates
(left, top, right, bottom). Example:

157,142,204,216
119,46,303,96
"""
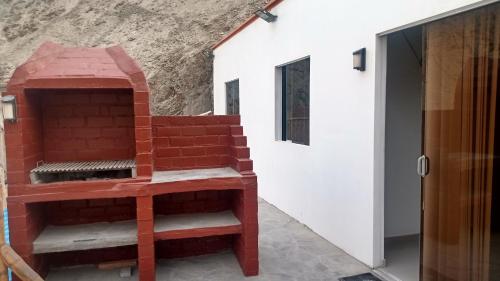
3,42,258,280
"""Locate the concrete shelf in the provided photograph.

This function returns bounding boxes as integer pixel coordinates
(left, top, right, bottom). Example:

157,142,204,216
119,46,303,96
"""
151,167,241,183
33,220,138,254
154,211,242,240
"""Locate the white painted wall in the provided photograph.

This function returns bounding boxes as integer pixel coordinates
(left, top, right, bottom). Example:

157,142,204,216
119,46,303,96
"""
213,0,494,267
384,28,422,238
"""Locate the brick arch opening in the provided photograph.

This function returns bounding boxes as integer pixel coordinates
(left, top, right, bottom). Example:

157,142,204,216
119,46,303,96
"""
4,42,152,186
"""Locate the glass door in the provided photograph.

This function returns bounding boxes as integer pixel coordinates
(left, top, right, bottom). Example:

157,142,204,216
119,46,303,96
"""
422,3,500,281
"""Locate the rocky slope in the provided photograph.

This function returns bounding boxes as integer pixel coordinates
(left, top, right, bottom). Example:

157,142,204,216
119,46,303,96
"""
0,0,269,115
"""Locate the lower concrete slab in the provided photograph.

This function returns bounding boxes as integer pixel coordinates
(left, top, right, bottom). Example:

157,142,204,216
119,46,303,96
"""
45,198,369,281
34,220,137,254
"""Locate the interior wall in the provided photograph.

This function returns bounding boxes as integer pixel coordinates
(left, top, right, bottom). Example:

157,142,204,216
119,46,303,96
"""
384,27,422,238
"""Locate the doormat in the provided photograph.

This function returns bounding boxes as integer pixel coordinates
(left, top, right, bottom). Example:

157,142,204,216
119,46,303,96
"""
338,273,382,281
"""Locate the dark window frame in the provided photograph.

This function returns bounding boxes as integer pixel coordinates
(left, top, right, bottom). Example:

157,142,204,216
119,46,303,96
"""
280,58,310,146
225,79,239,115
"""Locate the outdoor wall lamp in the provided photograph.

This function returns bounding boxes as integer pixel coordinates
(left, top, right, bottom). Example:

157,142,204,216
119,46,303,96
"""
1,95,17,122
255,9,277,22
353,48,366,71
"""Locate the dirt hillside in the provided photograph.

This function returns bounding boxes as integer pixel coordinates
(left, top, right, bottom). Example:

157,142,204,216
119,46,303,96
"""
0,0,269,115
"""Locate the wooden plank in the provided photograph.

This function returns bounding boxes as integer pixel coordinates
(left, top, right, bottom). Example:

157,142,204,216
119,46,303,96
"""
0,98,8,281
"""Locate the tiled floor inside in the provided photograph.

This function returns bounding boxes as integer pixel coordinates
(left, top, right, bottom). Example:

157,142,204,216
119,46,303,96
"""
47,198,370,281
377,235,419,281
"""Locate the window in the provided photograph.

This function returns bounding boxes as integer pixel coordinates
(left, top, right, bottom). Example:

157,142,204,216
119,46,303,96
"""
279,58,310,145
226,79,239,115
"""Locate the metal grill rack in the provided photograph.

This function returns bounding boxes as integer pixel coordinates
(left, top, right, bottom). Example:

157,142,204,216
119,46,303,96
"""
30,159,136,184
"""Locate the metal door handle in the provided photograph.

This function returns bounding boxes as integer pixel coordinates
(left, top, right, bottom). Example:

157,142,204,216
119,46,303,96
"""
417,155,429,177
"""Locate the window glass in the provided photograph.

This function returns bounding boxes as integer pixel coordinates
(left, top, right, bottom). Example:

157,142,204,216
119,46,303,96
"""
226,80,239,115
282,58,310,145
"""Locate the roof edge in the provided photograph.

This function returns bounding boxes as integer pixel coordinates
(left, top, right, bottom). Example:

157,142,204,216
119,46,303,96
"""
212,0,284,50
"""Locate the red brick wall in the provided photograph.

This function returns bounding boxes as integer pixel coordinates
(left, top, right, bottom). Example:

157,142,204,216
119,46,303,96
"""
155,235,233,259
43,198,136,225
154,190,235,215
5,93,46,185
44,245,137,268
152,116,251,171
27,88,136,162
8,202,47,278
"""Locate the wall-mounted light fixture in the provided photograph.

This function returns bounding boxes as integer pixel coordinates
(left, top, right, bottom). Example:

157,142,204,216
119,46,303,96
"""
255,9,277,23
353,48,366,71
1,95,17,122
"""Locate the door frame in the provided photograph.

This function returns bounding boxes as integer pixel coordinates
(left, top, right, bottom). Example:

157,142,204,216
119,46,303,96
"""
373,0,499,271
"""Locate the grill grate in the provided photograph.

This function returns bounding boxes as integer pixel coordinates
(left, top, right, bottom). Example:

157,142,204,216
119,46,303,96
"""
31,159,136,174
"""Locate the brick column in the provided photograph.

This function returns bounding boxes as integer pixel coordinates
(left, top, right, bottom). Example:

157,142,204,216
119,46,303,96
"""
233,175,259,276
136,196,155,281
8,201,47,280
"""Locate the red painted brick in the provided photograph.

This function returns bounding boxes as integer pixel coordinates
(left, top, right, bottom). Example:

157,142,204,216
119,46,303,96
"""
135,116,151,127
44,106,73,117
136,165,153,176
156,148,181,157
90,93,116,104
232,136,247,146
206,125,230,135
101,128,128,138
87,138,116,148
64,93,90,105
135,128,152,141
88,198,114,207
194,136,219,146
73,105,99,116
231,147,250,158
182,126,206,136
117,93,134,104
206,146,228,155
59,117,85,128
170,137,195,147
156,127,181,137
134,103,150,117
170,157,197,168
136,140,153,152
230,125,244,135
182,147,205,156
87,117,114,127
110,105,133,116
197,156,223,167
136,153,153,164
72,128,101,138
115,116,134,127
134,91,149,104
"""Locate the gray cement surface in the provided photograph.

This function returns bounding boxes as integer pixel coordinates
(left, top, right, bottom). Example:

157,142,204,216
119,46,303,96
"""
46,199,370,281
151,167,241,183
155,211,240,232
34,220,137,254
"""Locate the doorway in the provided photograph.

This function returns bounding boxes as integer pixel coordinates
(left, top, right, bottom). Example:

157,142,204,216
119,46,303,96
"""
381,3,500,281
382,25,423,281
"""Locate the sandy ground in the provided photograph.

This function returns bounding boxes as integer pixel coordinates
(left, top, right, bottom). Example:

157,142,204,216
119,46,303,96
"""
0,0,269,115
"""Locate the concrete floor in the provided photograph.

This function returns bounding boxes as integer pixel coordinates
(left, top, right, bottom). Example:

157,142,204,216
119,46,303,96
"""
47,198,370,281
